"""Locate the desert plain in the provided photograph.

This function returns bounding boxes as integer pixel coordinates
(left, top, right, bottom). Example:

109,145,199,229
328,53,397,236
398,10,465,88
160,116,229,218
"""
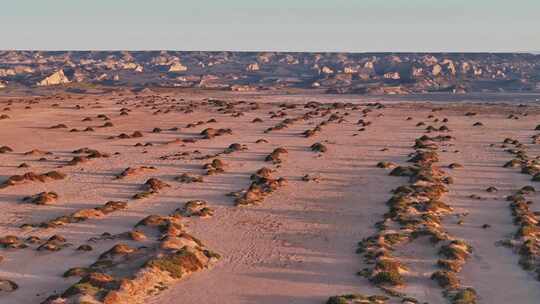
1,88,540,304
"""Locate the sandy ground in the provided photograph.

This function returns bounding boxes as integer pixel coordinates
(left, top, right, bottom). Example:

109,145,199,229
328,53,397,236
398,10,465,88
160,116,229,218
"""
1,89,540,303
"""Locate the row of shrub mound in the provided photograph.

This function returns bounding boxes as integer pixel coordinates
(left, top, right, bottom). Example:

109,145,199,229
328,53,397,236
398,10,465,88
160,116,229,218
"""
355,125,476,303
500,136,540,281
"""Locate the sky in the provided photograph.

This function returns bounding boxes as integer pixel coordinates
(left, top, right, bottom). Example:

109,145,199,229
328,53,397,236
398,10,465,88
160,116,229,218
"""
1,0,539,52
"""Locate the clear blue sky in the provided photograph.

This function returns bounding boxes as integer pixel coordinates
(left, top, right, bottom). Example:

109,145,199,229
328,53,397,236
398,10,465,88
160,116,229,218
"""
1,0,539,52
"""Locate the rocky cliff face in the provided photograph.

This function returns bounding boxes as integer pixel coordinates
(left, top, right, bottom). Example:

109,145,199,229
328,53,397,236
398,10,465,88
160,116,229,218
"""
0,51,539,94
36,69,71,86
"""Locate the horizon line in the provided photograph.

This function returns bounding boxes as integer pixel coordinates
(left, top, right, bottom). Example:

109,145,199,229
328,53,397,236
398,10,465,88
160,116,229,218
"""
2,49,539,55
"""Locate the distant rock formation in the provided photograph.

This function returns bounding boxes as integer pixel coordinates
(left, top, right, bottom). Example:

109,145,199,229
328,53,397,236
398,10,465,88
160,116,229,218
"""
95,73,109,82
246,63,260,72
122,62,143,72
384,72,401,80
72,70,86,82
230,84,257,92
168,62,188,72
0,68,15,77
0,51,537,94
343,66,358,74
321,66,334,74
37,70,70,86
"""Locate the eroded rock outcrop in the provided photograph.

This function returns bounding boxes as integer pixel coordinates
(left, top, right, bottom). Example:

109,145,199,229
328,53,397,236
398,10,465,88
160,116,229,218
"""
37,70,70,86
